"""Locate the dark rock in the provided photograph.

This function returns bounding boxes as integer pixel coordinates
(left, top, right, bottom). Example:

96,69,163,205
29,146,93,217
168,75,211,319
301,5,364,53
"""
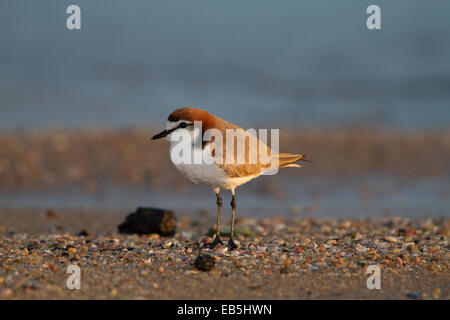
118,207,176,236
194,254,215,272
27,241,41,251
76,230,89,237
406,292,422,299
6,231,17,237
46,209,61,219
280,266,291,274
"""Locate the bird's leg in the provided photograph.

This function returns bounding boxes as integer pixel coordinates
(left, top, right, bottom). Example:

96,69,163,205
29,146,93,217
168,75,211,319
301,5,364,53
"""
228,189,238,250
208,190,223,248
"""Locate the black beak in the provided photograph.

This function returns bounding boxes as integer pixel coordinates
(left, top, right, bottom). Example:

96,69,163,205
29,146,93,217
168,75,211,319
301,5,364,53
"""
151,130,169,140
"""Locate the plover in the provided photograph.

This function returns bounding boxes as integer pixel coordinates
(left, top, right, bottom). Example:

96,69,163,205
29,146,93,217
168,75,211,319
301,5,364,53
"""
152,107,309,249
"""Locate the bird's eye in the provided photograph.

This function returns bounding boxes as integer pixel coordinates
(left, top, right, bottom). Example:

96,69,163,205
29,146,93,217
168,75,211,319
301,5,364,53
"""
179,122,188,128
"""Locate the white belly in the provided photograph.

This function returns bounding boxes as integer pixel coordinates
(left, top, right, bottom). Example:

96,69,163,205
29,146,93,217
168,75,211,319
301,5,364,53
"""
169,142,257,190
173,162,256,190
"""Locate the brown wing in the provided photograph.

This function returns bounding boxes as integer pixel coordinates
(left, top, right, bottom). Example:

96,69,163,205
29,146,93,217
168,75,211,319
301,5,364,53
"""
205,116,274,178
204,114,309,178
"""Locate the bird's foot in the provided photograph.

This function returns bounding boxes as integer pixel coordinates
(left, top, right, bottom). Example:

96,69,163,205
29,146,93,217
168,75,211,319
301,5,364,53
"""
227,238,239,251
206,235,224,249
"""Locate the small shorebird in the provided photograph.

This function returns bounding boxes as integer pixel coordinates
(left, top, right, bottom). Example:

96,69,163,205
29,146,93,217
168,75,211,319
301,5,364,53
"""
152,107,309,249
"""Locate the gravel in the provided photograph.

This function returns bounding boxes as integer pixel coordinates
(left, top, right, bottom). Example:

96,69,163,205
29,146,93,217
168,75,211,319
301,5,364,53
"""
0,209,448,299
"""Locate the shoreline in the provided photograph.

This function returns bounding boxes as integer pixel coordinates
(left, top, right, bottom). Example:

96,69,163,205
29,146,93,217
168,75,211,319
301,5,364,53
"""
0,128,449,189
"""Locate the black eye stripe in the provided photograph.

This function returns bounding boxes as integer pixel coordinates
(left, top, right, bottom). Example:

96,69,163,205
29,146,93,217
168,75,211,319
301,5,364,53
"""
178,122,193,128
168,122,192,134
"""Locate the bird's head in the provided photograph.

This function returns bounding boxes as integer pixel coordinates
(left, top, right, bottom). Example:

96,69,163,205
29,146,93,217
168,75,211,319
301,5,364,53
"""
151,107,213,141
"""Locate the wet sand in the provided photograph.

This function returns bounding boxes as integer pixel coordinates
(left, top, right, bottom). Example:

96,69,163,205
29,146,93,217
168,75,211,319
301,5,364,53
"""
0,209,447,299
0,128,449,190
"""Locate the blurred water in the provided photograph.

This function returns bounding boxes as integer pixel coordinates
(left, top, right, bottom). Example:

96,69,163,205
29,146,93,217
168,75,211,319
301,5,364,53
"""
1,0,450,129
0,176,448,218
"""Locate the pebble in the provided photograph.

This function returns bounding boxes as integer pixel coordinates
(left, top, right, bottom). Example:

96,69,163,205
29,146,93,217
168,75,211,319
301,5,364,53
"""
257,246,267,252
385,236,398,243
315,262,328,268
76,230,89,237
184,270,199,275
194,254,215,272
68,247,77,254
375,241,389,249
181,231,192,239
406,292,422,299
356,247,369,253
162,241,173,249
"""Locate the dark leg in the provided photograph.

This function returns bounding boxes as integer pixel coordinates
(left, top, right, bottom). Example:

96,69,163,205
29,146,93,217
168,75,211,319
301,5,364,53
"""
228,189,238,250
207,190,223,248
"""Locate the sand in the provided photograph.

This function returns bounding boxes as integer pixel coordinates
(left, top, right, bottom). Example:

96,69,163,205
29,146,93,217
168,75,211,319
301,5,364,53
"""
0,209,447,300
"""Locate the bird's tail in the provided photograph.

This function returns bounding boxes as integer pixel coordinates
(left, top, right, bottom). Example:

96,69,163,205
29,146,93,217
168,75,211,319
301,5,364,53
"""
278,153,310,168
